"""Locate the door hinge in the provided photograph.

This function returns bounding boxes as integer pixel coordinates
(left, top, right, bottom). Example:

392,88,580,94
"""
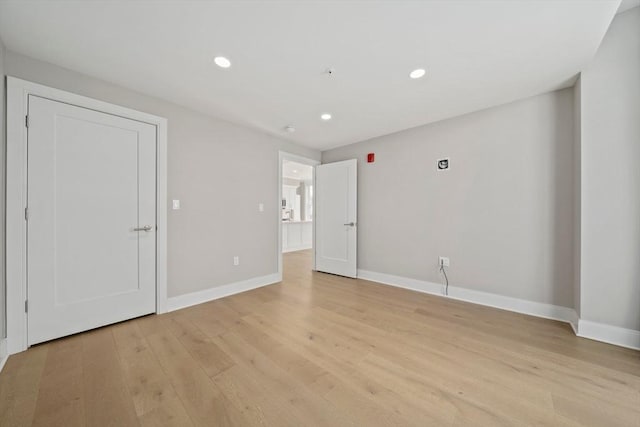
25,207,28,221
25,300,28,313
25,115,29,128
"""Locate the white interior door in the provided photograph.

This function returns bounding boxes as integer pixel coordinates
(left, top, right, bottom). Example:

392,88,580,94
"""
27,95,157,345
315,159,357,278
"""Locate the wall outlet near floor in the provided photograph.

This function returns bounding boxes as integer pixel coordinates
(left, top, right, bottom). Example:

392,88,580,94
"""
439,256,450,267
233,256,240,266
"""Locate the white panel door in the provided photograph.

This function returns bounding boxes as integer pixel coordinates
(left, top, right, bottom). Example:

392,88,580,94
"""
27,95,157,345
315,159,357,278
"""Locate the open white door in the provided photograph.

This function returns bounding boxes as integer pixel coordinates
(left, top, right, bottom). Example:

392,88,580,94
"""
315,159,357,278
27,95,157,345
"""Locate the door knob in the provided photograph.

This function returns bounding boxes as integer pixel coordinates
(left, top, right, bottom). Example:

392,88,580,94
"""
343,222,356,227
133,225,154,232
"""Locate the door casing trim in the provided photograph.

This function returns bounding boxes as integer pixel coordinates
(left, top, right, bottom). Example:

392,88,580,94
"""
6,77,168,354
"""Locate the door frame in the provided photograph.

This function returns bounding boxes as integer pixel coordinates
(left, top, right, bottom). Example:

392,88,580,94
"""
277,151,320,280
6,77,168,355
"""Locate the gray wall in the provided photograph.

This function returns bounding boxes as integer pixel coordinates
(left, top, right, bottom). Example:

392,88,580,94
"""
4,51,320,298
580,7,640,331
323,89,575,308
0,36,5,338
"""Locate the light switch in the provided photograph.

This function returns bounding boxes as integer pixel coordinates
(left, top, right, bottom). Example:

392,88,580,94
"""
259,203,264,212
172,200,180,210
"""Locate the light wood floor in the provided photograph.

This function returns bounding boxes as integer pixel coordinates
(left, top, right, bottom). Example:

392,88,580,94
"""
1,250,639,426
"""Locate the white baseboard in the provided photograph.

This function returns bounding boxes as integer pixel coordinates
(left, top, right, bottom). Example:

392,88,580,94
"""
577,319,640,350
357,269,577,325
568,310,580,335
358,269,640,350
167,273,281,312
0,339,8,373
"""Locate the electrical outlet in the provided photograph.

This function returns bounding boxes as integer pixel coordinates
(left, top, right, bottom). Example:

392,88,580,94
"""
233,256,240,266
172,199,180,210
439,256,450,267
258,203,264,212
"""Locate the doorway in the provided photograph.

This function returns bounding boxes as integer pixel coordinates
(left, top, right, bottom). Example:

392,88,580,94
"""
278,152,319,278
6,78,168,354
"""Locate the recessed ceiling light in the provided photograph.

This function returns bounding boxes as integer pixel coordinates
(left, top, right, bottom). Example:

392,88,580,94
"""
321,113,332,121
409,68,426,79
293,169,298,173
214,56,231,68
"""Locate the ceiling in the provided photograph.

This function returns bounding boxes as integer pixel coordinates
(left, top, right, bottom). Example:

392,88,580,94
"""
619,0,640,13
283,161,313,181
0,1,621,151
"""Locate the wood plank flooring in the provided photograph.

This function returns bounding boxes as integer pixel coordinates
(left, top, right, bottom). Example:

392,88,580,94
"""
1,249,639,426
